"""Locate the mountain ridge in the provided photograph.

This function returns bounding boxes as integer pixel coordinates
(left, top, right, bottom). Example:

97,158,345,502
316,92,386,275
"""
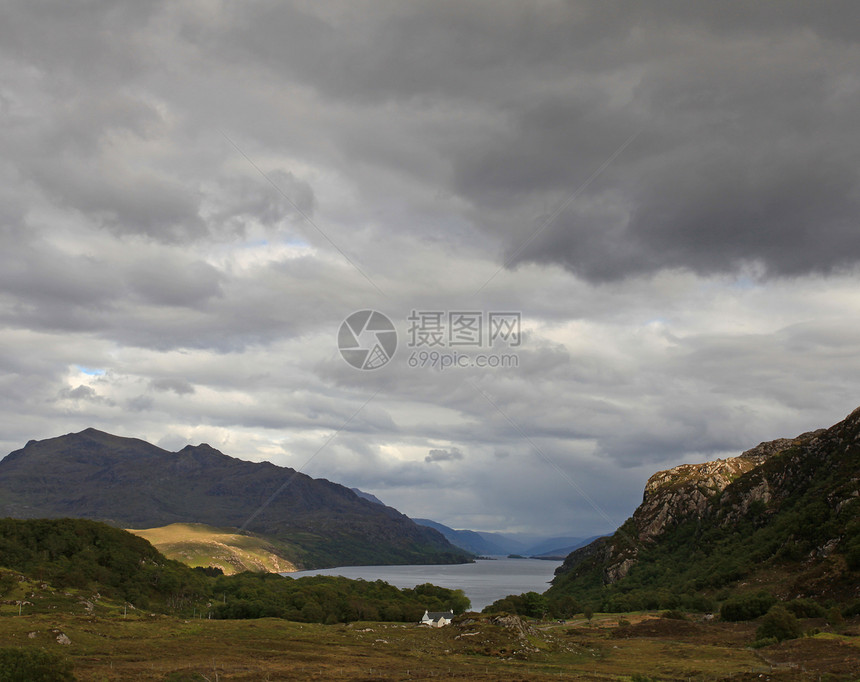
0,429,472,570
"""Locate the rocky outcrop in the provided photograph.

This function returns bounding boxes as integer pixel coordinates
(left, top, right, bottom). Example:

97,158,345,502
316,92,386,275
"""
556,413,853,586
637,456,756,543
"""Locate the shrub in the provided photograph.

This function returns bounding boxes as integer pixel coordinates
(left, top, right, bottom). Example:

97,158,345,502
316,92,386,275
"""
784,598,825,619
680,594,716,613
826,607,844,626
756,606,801,643
0,647,75,682
720,591,777,621
842,601,860,618
750,636,778,649
661,610,687,620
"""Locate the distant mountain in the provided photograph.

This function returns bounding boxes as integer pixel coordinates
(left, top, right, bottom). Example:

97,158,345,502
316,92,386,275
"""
413,520,596,558
548,408,860,610
413,519,511,556
521,536,600,557
0,429,472,570
472,531,530,555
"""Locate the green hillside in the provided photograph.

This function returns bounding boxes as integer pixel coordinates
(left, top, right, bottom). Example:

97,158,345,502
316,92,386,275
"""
0,518,470,623
0,517,208,609
547,408,860,614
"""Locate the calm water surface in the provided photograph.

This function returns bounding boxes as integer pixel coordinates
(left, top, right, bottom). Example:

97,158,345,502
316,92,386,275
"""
284,558,561,612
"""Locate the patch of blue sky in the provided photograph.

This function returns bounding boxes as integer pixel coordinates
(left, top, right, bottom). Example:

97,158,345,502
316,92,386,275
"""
241,236,310,249
241,238,269,248
75,365,105,376
283,236,310,248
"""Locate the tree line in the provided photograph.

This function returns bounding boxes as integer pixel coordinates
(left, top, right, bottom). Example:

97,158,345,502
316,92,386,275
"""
0,518,469,624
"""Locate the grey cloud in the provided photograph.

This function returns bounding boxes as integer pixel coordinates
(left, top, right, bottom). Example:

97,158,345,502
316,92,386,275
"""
149,378,196,395
127,258,223,308
56,384,115,407
425,446,464,463
0,240,226,340
59,385,98,401
0,1,156,86
208,171,316,234
31,159,207,244
127,395,155,412
215,0,860,281
6,0,860,276
0,243,117,311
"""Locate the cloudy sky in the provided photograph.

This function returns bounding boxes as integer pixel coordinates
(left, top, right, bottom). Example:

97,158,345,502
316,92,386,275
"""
2,1,860,537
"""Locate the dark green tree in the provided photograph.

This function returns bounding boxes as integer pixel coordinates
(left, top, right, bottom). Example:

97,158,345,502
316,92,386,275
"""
756,606,801,643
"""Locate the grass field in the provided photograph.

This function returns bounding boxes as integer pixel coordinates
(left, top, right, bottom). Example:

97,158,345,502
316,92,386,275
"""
127,523,298,575
1,601,858,680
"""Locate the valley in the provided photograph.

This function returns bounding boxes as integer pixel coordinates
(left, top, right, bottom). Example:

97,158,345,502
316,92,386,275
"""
2,408,860,679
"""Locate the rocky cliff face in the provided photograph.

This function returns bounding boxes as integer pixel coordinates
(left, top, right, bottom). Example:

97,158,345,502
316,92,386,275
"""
555,410,850,586
633,432,824,546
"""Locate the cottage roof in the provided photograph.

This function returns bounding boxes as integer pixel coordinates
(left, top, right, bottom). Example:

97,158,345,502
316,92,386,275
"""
423,610,454,620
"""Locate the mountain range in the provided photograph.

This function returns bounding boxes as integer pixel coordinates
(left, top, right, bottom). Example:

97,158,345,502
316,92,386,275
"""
412,518,599,558
548,407,860,611
0,428,471,569
350,487,596,557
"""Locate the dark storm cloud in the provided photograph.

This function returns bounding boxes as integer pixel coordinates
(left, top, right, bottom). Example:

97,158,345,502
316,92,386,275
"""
508,81,860,281
220,3,860,280
9,0,858,275
453,9,860,280
191,0,860,281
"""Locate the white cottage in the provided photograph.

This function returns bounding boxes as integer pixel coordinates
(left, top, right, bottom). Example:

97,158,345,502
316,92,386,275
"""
420,610,454,627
